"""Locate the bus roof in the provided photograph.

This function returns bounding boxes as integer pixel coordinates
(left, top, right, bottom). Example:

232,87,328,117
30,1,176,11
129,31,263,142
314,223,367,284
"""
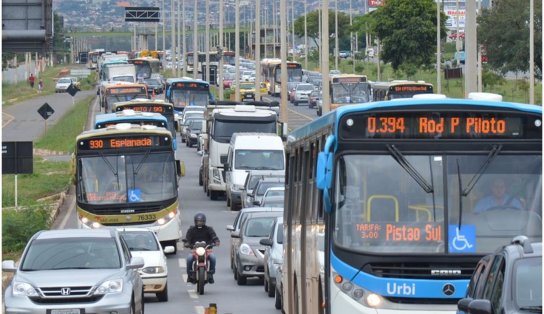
166,77,209,85
287,98,542,143
371,80,433,88
95,111,167,126
77,124,172,141
102,82,147,89
113,98,173,107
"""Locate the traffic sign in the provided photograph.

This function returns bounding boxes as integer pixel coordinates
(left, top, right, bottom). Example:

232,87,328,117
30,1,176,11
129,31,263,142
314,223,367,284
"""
67,84,78,97
38,102,55,120
2,141,33,174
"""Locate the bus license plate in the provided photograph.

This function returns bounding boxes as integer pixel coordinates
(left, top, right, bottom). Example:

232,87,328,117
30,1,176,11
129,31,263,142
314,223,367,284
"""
49,309,82,314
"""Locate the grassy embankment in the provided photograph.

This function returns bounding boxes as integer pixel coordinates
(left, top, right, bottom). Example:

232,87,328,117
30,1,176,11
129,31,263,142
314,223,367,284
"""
2,65,97,106
2,92,94,260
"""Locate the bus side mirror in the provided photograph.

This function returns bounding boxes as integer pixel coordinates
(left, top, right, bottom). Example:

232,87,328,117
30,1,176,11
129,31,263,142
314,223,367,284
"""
174,121,179,132
176,160,186,177
278,122,288,141
316,151,334,213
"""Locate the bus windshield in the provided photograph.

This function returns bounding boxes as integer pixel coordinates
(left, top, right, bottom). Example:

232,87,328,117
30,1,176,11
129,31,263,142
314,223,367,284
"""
332,82,371,104
78,152,177,204
171,89,209,107
334,153,541,254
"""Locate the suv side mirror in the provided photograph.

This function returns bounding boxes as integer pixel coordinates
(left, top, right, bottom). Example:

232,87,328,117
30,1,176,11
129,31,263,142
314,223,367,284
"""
260,238,273,246
127,256,145,269
457,298,472,312
467,299,492,314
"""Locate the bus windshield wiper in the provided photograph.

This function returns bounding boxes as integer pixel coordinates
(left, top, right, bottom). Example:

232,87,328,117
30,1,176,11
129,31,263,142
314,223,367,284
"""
100,152,120,188
519,306,542,312
387,145,434,193
461,145,502,197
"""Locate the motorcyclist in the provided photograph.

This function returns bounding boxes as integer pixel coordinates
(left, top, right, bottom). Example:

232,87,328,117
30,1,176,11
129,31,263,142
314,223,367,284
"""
184,213,220,284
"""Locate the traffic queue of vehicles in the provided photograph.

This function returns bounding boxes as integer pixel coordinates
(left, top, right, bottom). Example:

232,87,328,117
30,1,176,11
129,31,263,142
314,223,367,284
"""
4,50,542,314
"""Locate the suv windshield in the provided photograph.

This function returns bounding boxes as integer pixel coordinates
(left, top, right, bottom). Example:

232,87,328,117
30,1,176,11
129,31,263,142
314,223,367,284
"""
21,237,121,270
235,150,284,170
514,257,542,309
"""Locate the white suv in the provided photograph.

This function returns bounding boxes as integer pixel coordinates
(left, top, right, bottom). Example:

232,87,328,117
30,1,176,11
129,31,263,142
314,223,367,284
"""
292,83,315,106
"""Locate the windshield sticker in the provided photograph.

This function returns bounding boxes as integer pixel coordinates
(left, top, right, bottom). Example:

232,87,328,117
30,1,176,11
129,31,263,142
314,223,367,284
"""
128,189,142,202
448,225,476,253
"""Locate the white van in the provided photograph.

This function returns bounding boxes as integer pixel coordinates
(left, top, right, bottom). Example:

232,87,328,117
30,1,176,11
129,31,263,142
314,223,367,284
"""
225,133,285,211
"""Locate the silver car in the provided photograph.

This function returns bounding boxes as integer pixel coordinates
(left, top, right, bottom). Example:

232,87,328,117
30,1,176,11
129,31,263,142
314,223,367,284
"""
231,211,282,285
3,228,145,314
261,217,283,298
226,206,283,273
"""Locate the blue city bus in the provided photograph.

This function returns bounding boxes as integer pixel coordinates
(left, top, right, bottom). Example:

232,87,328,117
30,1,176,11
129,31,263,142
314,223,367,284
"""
112,99,178,147
94,110,176,150
283,96,542,313
165,78,215,114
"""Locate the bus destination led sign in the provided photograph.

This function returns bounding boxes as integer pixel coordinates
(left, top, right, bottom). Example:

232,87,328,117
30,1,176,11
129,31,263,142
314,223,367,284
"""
173,82,208,89
340,111,540,139
333,76,367,84
108,87,147,94
391,85,432,92
78,135,170,150
356,223,442,243
116,105,172,114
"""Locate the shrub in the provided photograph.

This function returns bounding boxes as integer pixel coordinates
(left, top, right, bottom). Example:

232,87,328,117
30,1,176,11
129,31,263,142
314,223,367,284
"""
2,207,50,254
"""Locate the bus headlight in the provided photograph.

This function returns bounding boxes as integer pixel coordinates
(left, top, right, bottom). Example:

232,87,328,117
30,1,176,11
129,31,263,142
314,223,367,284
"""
366,293,382,307
154,210,177,226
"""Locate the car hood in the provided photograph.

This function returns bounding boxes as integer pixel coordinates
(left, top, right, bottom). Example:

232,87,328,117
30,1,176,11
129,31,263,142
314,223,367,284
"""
243,236,267,248
15,269,124,286
130,251,165,268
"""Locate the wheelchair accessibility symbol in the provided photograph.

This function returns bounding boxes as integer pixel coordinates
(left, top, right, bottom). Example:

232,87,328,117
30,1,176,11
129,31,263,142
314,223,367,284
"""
449,225,476,253
128,189,142,202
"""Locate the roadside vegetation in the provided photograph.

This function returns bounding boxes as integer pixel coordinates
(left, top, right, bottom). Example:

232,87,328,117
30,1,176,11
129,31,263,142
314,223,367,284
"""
2,95,94,259
2,65,96,106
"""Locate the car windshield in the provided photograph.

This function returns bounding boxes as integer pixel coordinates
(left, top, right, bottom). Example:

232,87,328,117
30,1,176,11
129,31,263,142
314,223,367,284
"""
331,82,371,104
21,237,121,270
213,119,276,143
121,231,160,251
514,257,542,309
262,197,284,208
265,189,284,198
334,154,542,254
240,83,254,89
244,217,277,237
145,79,160,85
58,78,71,84
298,84,314,91
257,182,284,196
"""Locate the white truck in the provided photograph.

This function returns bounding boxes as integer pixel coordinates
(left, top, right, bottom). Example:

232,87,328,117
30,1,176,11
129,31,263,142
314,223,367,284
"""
201,104,279,201
224,133,285,211
102,63,136,83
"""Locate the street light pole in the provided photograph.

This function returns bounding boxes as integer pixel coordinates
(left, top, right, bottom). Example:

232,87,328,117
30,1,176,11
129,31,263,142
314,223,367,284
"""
170,0,175,76
529,0,534,104
255,0,261,101
162,0,165,70
177,0,181,77
436,0,442,94
322,0,330,114
304,0,308,70
280,0,288,125
205,0,210,83
182,0,187,77
219,0,224,100
235,0,240,101
335,0,339,70
193,0,198,79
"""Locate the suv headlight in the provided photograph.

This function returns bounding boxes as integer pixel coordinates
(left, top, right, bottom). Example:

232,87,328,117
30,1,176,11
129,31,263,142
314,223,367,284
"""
239,243,255,256
12,281,39,297
94,278,123,295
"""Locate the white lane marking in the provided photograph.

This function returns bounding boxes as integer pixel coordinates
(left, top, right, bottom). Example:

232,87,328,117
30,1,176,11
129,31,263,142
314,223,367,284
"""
2,112,15,128
59,195,75,229
195,306,205,313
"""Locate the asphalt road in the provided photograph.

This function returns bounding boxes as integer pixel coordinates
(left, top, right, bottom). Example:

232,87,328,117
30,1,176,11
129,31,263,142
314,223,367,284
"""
50,93,316,314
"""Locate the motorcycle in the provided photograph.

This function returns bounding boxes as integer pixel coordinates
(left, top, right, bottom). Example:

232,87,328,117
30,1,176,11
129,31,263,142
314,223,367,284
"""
184,240,214,295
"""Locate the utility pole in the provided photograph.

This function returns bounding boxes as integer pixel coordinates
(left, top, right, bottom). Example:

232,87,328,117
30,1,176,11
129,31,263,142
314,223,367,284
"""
436,0,442,94
255,0,261,101
193,0,198,79
304,0,308,70
280,0,288,124
322,0,330,114
464,0,477,96
235,0,240,101
350,0,354,73
529,0,534,104
162,0,165,70
182,0,187,77
335,0,339,70
177,0,181,77
291,0,295,61
219,0,224,100
170,0,175,76
205,0,210,83
273,0,277,58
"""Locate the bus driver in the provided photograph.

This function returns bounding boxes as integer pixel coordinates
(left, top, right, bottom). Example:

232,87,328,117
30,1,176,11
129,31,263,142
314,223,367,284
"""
473,178,523,214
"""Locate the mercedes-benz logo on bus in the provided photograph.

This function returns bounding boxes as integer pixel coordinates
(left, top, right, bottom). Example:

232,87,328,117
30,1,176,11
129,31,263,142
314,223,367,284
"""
60,287,71,296
442,283,455,296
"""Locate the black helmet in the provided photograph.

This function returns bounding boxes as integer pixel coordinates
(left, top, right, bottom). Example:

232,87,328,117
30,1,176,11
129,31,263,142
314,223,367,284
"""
194,213,206,228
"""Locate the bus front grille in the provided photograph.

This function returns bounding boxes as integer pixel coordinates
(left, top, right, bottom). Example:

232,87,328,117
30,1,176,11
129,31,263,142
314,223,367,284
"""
366,262,475,280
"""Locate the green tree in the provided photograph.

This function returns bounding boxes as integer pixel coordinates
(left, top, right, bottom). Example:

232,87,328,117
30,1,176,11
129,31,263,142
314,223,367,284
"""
478,0,542,79
362,0,447,72
293,10,352,52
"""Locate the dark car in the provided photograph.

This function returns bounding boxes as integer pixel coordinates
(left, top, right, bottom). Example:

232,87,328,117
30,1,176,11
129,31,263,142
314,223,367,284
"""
308,89,321,109
144,78,164,95
186,119,204,148
457,236,542,314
